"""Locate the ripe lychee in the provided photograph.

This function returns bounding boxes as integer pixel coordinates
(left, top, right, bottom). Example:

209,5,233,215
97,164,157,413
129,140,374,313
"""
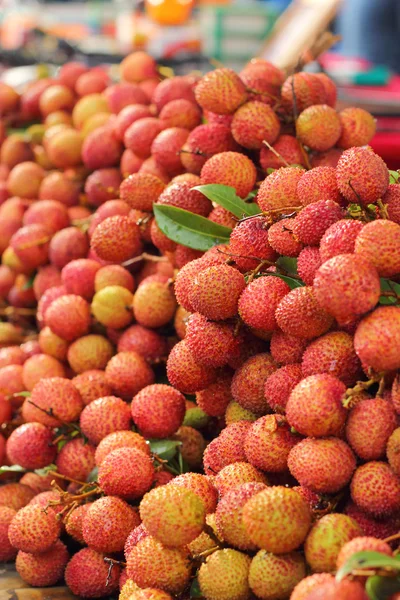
185,314,241,368
288,437,356,493
336,146,389,205
384,183,400,224
24,199,70,234
189,264,245,322
275,286,333,340
195,68,247,115
118,324,167,362
23,376,83,426
267,219,303,257
15,539,69,587
264,363,303,414
296,246,321,286
200,151,257,199
157,181,212,216
292,199,343,246
168,473,218,514
319,218,364,263
79,395,132,444
124,524,149,560
229,216,276,271
355,219,400,277
387,428,400,476
105,351,155,400
198,549,251,600
98,447,155,499
337,107,376,149
167,339,217,393
301,331,361,386
239,276,290,333
270,330,308,365
354,306,400,372
95,264,135,293
243,486,311,553
56,437,96,481
83,496,140,553
151,127,189,176
95,430,149,466
152,76,196,112
120,173,166,212
159,99,201,130
0,506,17,561
131,384,186,438
350,461,400,517
203,421,251,475
72,369,112,406
8,504,61,553
61,258,100,300
346,397,397,460
336,536,392,570
344,500,400,541
281,72,326,114
260,135,306,170
91,215,143,263
257,167,304,212
286,374,347,437
231,101,280,149
249,550,306,600
290,573,335,600
0,483,35,511
65,548,120,598
225,401,257,425
244,414,299,472
10,224,50,269
6,423,56,470
133,280,177,329
297,166,342,207
304,513,362,573
65,504,91,544
196,370,233,417
181,123,239,174
126,536,191,595
296,105,341,151
67,334,114,374
45,294,90,342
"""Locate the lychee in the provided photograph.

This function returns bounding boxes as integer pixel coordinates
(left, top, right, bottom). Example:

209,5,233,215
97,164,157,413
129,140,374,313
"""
257,167,304,212
229,216,276,270
45,294,91,341
157,181,212,216
8,504,61,553
244,414,299,472
6,423,56,470
337,107,376,149
15,539,69,587
181,123,239,174
185,314,241,367
231,353,277,415
336,146,389,205
290,573,335,600
65,503,91,544
350,461,400,517
152,76,196,112
231,101,280,149
267,219,303,257
72,369,112,406
133,280,177,329
249,550,306,600
168,473,218,514
23,376,83,426
264,363,303,413
296,105,341,151
239,276,290,332
0,506,17,562
56,437,96,481
159,98,201,130
275,286,333,340
354,306,400,372
196,370,233,417
260,135,306,170
98,446,154,499
105,351,155,400
195,68,247,115
95,264,135,293
120,172,166,212
319,219,364,262
91,215,143,263
118,324,167,363
336,536,392,570
384,183,400,224
65,548,120,598
214,462,268,498
354,219,400,277
270,329,308,365
203,421,251,475
281,73,326,114
0,483,35,511
188,264,245,321
131,384,186,438
301,331,361,386
346,397,397,460
167,339,217,393
79,395,132,444
225,401,257,425
82,496,140,553
200,151,257,199
151,127,189,176
198,548,251,600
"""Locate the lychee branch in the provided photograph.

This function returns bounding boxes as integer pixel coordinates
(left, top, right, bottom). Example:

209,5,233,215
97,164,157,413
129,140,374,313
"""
342,374,385,408
262,140,291,168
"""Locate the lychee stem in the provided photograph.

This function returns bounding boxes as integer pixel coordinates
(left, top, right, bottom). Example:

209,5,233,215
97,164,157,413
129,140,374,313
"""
262,140,291,168
122,252,169,267
342,374,385,408
383,532,400,544
377,199,389,219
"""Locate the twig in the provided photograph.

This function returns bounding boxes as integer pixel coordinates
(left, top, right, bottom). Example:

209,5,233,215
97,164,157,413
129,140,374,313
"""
262,140,291,168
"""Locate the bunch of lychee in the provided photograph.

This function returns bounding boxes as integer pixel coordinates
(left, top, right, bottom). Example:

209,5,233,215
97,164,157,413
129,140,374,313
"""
0,49,400,600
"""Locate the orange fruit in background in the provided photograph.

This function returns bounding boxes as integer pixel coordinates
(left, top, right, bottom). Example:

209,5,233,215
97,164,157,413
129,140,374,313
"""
145,0,195,25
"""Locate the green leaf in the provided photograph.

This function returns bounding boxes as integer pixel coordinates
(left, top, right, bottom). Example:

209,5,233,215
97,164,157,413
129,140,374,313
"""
22,272,36,290
154,204,231,251
277,256,298,274
336,551,400,581
13,391,31,398
0,464,26,475
380,279,400,305
34,464,57,476
57,439,68,452
194,184,259,218
266,168,276,175
260,272,304,289
87,466,98,483
389,170,400,183
366,575,400,600
190,577,204,598
150,439,182,462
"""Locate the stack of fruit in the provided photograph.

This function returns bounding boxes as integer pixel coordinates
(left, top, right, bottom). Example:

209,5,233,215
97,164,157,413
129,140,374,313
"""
0,51,399,600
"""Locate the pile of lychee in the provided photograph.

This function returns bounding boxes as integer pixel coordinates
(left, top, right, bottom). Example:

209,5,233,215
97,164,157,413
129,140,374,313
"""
0,50,400,600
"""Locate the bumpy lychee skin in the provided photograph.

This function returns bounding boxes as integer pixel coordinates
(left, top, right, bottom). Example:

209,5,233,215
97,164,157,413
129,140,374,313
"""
354,306,400,372
304,580,369,600
384,183,400,224
270,330,308,365
346,398,397,461
159,98,201,130
6,423,56,470
0,483,35,511
133,281,177,329
168,473,218,514
301,331,361,386
24,377,83,427
203,421,251,475
173,427,206,468
345,502,400,542
296,246,321,286
8,504,61,553
187,264,245,321
15,539,69,587
244,414,299,472
264,363,303,413
79,396,132,445
185,314,241,367
275,286,333,340
281,72,326,114
351,461,400,517
225,401,257,425
231,101,280,149
91,215,143,263
229,216,276,271
337,107,376,149
387,428,400,476
291,574,336,600
61,258,100,300
336,146,389,205
65,504,91,544
45,294,90,342
214,462,269,497
139,486,205,547
151,127,189,176
105,351,155,400
82,496,140,553
292,199,343,246
336,536,392,571
297,166,342,207
239,276,290,332
152,76,196,112
195,68,247,115
95,264,135,293
304,513,362,573
131,384,186,439
56,437,96,481
296,105,341,151
167,339,217,393
95,430,149,466
99,446,154,499
124,524,149,560
260,134,306,170
127,536,191,594
181,123,239,174
22,354,66,392
196,371,233,417
118,324,167,363
0,506,17,561
314,254,380,325
249,550,306,600
200,151,257,199
267,219,303,257
68,334,114,374
215,482,268,551
231,353,277,415
10,224,50,269
288,437,356,494
286,374,347,438
243,486,311,554
319,219,364,263
198,548,251,600
157,181,212,217
355,219,400,277
72,370,112,406
257,166,304,212
65,548,120,598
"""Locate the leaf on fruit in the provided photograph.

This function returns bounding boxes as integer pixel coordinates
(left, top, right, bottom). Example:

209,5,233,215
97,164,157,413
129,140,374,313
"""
260,272,304,289
366,574,400,600
154,204,231,251
194,184,259,218
336,551,400,581
277,256,298,274
34,464,57,476
13,391,31,398
22,272,36,290
0,464,26,475
379,279,400,305
190,577,204,598
389,170,400,183
149,439,182,461
87,466,98,483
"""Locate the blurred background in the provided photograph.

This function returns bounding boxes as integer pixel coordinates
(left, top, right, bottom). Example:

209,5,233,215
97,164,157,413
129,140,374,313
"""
0,0,399,165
